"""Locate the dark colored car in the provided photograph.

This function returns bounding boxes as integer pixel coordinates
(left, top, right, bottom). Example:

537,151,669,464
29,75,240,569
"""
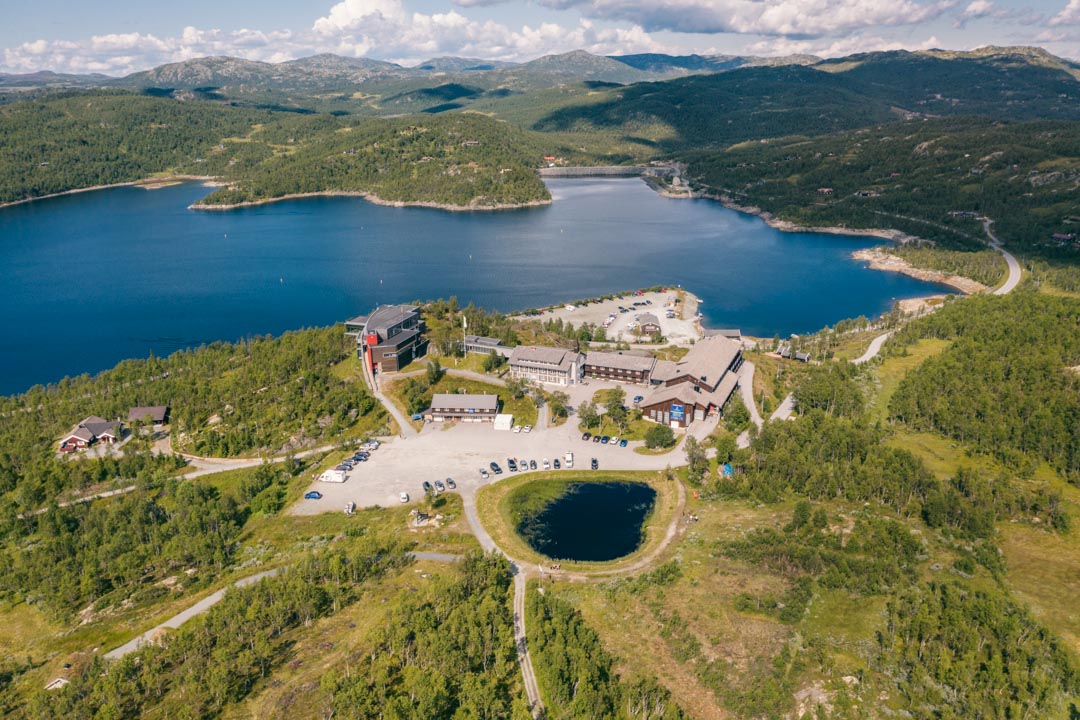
446,477,457,490
591,458,599,470
632,396,643,405
422,481,433,494
490,462,503,475
553,459,561,469
582,432,592,441
592,435,602,443
600,436,610,445
529,459,537,470
619,439,629,447
508,458,519,472
304,491,322,500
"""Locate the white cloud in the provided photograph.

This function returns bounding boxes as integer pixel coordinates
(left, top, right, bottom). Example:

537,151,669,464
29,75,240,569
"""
537,0,959,37
1050,0,1080,25
743,33,945,57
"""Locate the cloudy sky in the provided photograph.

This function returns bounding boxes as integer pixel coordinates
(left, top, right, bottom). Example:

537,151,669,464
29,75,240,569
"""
3,0,1079,75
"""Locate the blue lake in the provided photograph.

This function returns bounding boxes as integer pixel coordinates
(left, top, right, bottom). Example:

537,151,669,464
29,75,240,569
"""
0,177,951,396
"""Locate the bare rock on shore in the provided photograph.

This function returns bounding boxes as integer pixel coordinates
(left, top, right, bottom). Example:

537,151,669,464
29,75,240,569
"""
852,248,987,295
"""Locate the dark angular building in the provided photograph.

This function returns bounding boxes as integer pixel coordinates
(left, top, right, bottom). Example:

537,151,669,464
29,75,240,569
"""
359,304,427,374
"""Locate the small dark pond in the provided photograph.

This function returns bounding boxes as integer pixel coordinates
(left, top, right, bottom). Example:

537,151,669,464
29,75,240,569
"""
515,481,656,562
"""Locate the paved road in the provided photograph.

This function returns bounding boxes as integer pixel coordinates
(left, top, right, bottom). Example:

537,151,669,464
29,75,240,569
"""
984,219,1021,296
770,393,796,422
853,330,895,365
736,361,763,449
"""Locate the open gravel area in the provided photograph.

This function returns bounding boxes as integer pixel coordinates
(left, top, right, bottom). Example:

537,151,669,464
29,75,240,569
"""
520,289,702,346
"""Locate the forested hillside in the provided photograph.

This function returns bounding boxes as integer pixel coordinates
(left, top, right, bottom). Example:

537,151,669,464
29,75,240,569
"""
685,117,1080,286
0,326,382,512
0,92,553,208
888,292,1080,481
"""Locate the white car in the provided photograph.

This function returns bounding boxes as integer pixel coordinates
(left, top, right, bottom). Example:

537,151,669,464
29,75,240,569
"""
609,436,619,446
513,425,522,433
523,425,532,433
399,491,409,503
542,458,550,470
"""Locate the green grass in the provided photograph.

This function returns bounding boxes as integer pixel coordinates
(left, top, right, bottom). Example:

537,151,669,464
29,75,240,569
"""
384,374,537,428
869,338,951,424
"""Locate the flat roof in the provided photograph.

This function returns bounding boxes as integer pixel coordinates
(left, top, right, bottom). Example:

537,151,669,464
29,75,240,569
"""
431,393,500,411
366,304,419,335
465,335,503,347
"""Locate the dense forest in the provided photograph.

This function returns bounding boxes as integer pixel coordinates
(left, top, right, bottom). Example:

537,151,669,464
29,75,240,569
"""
887,291,1080,482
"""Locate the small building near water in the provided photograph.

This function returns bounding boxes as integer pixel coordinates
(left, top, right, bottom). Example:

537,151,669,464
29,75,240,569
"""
508,346,583,386
429,393,499,422
583,351,656,385
359,305,427,374
127,405,169,426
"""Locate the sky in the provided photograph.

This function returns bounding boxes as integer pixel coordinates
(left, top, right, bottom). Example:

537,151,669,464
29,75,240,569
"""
2,0,1079,75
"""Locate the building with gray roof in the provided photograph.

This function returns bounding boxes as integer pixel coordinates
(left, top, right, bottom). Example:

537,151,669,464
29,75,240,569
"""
508,345,583,386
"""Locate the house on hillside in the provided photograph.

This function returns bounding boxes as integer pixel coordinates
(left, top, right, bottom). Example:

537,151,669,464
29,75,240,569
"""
127,406,169,426
60,416,121,453
358,305,428,374
428,393,499,422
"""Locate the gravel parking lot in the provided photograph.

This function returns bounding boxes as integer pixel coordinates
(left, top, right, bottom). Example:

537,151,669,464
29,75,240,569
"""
520,290,702,346
289,404,712,515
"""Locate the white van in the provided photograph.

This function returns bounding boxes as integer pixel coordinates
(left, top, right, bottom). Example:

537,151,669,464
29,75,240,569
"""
564,451,574,468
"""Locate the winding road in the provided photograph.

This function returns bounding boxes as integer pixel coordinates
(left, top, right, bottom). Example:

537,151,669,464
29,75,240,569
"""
984,218,1022,296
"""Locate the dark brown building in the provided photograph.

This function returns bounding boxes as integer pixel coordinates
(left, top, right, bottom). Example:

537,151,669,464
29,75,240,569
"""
360,305,427,374
583,351,656,385
640,336,743,428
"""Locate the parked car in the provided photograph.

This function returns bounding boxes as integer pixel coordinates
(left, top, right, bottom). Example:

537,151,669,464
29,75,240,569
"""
542,458,550,470
513,425,522,433
592,435,602,443
399,491,409,503
591,458,599,470
434,479,446,493
523,425,533,433
480,468,489,479
619,439,629,447
609,436,619,446
553,459,561,469
508,458,519,472
490,462,502,475
601,436,610,444
446,477,456,489
304,491,323,500
529,459,537,470
411,413,424,421
582,432,592,441
633,395,644,404
422,481,433,494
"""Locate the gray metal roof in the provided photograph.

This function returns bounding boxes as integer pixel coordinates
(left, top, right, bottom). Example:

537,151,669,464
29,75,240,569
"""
585,351,656,373
366,305,419,335
430,393,500,412
509,345,580,372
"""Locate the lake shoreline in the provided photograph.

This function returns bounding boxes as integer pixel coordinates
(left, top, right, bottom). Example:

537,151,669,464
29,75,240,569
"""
188,190,552,213
852,248,987,294
0,176,222,209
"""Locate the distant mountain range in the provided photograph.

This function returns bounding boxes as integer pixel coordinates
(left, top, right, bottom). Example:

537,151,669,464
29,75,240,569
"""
2,46,1077,120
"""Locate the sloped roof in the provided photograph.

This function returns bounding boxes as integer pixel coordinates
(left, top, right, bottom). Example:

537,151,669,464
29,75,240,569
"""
509,345,580,372
128,406,168,423
430,393,500,412
584,351,656,373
